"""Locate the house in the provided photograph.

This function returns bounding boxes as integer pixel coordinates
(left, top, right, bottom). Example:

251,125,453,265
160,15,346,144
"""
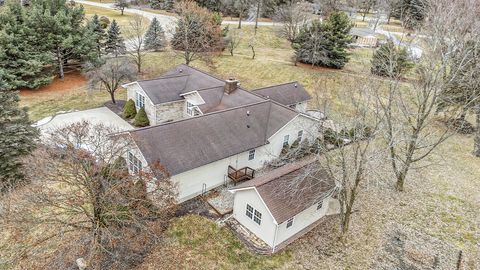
350,27,379,47
122,65,311,125
229,159,340,252
121,65,321,202
126,100,321,202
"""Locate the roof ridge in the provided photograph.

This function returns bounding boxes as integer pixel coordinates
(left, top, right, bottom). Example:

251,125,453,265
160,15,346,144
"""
252,81,300,92
256,159,317,187
137,73,190,83
182,64,226,83
129,100,271,134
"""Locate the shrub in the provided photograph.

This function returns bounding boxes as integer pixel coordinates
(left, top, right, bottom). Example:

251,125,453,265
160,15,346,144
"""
134,107,150,127
371,41,413,77
280,143,290,156
123,99,137,119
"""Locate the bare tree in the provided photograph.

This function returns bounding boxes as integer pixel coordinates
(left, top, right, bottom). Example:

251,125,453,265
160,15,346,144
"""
274,2,312,45
234,0,252,29
359,0,377,22
170,0,223,65
85,57,137,104
315,81,383,238
375,0,480,191
225,28,242,56
1,122,177,268
125,15,148,73
115,0,129,15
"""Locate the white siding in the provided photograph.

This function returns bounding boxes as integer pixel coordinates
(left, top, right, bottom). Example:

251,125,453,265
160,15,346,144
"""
295,102,308,113
172,114,320,202
232,189,277,247
274,196,336,246
154,101,184,124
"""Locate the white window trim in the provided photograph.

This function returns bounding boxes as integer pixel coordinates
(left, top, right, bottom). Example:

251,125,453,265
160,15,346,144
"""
246,203,262,225
135,92,145,108
248,149,255,160
186,101,195,116
128,152,142,174
297,130,303,141
286,217,294,228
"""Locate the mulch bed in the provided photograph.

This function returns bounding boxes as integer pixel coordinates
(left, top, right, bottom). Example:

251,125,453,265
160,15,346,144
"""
104,100,126,116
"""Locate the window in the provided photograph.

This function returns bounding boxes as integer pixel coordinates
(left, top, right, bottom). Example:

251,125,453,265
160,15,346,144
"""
186,101,195,116
127,152,142,174
135,92,145,108
283,135,290,147
248,149,255,160
286,217,294,228
246,204,253,219
317,200,323,210
297,130,303,141
254,210,262,225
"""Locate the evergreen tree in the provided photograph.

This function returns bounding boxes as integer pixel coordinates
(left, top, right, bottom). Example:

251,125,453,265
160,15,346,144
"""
144,18,167,51
88,14,107,56
105,20,126,57
134,107,150,127
0,1,52,89
123,99,137,119
293,12,353,69
29,0,98,79
371,41,412,77
0,87,39,190
392,0,427,29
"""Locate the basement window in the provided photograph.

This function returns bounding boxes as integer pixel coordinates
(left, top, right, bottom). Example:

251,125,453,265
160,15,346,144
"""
317,200,323,210
297,130,303,141
283,134,290,147
286,217,294,228
248,149,256,160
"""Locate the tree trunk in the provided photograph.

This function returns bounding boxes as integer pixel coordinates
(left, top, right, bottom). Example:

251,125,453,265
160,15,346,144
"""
121,8,124,15
57,48,65,80
474,105,480,157
254,2,260,35
109,91,116,104
238,11,242,29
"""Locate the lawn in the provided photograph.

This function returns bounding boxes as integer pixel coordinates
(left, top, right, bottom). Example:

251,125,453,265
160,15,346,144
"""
137,215,291,270
82,4,149,38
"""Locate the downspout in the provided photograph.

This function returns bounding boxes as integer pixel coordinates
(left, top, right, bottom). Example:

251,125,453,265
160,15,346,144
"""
271,222,279,253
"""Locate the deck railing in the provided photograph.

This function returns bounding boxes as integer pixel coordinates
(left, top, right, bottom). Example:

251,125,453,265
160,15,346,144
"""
228,165,255,183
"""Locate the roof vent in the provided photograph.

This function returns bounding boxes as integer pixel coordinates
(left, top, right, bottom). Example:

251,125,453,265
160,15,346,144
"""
246,110,250,116
294,83,298,88
179,69,183,73
224,78,239,94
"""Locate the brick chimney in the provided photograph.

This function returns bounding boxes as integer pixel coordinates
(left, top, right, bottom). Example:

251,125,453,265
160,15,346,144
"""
224,78,239,94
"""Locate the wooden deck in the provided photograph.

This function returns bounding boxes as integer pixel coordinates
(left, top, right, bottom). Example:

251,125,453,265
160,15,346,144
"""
228,165,255,184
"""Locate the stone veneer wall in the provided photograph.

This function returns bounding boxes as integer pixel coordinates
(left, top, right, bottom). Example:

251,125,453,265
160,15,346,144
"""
155,101,185,125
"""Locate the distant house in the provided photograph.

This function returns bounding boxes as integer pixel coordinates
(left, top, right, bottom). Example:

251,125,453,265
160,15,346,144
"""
121,65,321,202
350,27,378,47
122,65,312,126
229,159,340,252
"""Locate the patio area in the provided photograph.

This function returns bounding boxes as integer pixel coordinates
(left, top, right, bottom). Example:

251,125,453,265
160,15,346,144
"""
203,186,235,216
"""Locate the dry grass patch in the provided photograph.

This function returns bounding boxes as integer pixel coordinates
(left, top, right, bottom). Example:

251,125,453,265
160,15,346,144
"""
137,215,291,270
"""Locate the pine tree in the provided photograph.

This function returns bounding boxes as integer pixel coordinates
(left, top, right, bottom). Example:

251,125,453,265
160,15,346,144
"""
371,41,412,77
105,20,126,57
0,86,39,190
123,99,137,119
0,1,52,89
144,18,167,51
88,14,107,56
29,0,98,79
293,12,353,69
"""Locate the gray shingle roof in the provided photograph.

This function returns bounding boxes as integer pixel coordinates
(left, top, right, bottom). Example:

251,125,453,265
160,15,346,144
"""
136,64,225,104
252,82,311,106
129,100,298,176
231,159,336,223
197,87,265,113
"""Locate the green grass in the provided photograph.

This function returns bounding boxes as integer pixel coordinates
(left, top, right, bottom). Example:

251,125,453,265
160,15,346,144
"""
138,215,291,270
82,4,149,38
